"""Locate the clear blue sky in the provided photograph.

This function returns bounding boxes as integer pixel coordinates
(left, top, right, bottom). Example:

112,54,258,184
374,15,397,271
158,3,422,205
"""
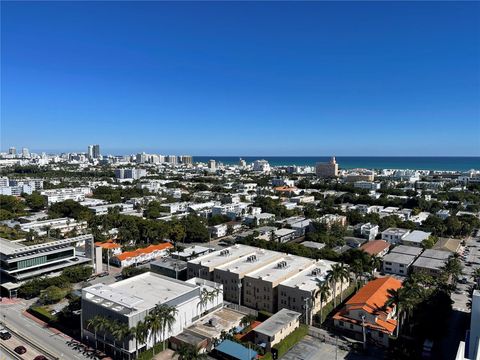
2,1,479,156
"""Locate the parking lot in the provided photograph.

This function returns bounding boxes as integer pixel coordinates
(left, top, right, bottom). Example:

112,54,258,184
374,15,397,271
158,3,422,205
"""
452,230,480,312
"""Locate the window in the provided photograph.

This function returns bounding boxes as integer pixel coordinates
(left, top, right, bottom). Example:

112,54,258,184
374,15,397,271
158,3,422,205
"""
339,321,344,327
378,332,384,338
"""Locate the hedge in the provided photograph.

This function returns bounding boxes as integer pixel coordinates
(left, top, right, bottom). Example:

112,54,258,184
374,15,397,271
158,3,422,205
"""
138,342,165,360
272,324,309,359
28,306,57,323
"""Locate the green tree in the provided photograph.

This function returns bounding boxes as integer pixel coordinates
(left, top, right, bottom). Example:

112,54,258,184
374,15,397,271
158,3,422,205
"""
315,280,331,323
24,192,47,211
40,285,68,304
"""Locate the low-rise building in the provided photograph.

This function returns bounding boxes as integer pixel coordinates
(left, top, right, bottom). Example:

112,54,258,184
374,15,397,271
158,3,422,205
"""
111,243,173,267
150,257,188,280
354,223,379,241
381,228,410,245
274,228,297,243
40,187,91,204
211,224,228,238
359,240,390,258
253,308,301,351
333,277,402,347
401,230,431,248
81,273,223,358
411,249,451,276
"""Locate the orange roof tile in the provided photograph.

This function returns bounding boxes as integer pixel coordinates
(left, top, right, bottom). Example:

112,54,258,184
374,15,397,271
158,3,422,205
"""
274,186,298,192
115,242,173,261
360,240,390,256
333,277,402,334
95,241,121,250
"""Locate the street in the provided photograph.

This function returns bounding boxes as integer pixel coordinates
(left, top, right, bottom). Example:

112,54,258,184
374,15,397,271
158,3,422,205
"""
0,300,91,360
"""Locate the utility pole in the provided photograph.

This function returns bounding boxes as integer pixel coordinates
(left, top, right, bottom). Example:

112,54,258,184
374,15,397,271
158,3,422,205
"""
237,283,242,308
361,315,367,350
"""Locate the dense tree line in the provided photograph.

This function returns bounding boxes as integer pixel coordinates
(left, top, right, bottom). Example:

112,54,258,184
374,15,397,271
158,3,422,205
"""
92,186,152,203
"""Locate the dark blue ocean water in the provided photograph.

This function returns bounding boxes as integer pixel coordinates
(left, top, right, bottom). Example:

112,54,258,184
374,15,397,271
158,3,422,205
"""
193,156,479,171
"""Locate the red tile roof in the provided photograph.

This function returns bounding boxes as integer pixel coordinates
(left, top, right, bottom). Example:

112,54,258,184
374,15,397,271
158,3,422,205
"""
333,277,402,334
360,240,390,256
115,243,173,261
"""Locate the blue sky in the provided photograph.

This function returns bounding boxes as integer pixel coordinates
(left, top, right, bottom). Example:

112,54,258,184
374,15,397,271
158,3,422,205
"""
2,1,479,156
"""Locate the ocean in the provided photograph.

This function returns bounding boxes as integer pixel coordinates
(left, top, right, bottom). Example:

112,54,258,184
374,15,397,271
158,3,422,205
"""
192,156,480,172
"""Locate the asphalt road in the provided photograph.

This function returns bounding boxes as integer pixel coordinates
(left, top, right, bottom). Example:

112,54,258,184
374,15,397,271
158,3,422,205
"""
0,301,91,360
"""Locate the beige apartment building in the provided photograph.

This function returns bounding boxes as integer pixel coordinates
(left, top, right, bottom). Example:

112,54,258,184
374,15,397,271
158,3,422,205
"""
213,248,283,304
315,157,339,178
254,308,301,351
187,245,258,281
243,255,314,313
278,259,348,324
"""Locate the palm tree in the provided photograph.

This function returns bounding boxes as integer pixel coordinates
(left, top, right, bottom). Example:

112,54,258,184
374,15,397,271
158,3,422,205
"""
87,315,104,350
384,288,404,337
174,343,208,360
472,268,480,284
111,320,130,359
338,264,350,302
315,280,331,324
161,305,178,349
240,314,256,329
327,264,346,307
97,316,111,351
146,306,164,355
131,320,148,359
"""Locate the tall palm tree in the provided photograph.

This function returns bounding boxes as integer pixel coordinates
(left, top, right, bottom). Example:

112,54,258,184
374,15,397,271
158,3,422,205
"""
111,320,130,359
131,320,148,359
161,305,178,349
327,264,344,308
146,306,164,355
384,288,404,337
97,316,111,351
87,315,104,350
315,280,331,324
337,264,350,302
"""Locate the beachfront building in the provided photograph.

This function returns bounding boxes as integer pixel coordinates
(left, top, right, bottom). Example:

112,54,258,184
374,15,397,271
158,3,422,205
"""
315,157,339,178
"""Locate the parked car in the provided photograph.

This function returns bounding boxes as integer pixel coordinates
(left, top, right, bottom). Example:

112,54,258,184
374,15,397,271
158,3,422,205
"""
14,345,27,354
0,330,11,340
34,356,48,360
98,272,109,278
72,257,79,262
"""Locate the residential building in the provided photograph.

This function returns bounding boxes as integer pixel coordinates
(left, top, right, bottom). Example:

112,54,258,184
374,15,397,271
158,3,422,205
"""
401,230,431,248
252,160,271,174
456,290,480,360
208,159,216,172
81,273,223,358
40,187,92,204
211,224,228,238
333,277,402,347
354,181,381,191
300,241,326,251
381,228,410,245
171,246,212,261
354,223,379,241
253,309,301,351
360,240,390,258
278,260,345,324
114,168,147,180
180,155,193,165
111,243,173,267
318,214,347,228
274,228,297,243
315,157,339,178
88,203,135,215
243,255,314,313
19,217,88,236
411,249,451,276
383,245,422,276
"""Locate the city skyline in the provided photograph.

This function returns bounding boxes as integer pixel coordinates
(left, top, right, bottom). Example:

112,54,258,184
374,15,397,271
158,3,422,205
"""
2,1,480,156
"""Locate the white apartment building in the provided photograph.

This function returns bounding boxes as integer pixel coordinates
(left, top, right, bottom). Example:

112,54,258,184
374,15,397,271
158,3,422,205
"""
210,224,228,238
381,228,411,245
354,181,381,191
88,203,134,215
41,187,92,205
252,160,271,174
20,217,88,236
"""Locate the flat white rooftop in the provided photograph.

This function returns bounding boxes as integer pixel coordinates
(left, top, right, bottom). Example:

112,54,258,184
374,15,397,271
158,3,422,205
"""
83,272,197,315
254,308,301,337
245,254,314,284
279,260,337,292
215,248,283,276
188,244,258,269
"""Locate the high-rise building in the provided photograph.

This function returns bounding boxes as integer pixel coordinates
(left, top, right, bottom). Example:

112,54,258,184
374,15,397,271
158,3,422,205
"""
253,159,271,173
208,159,216,172
8,147,16,155
87,145,94,159
239,158,246,168
21,147,30,158
92,144,101,159
166,155,177,164
180,155,193,165
315,156,339,178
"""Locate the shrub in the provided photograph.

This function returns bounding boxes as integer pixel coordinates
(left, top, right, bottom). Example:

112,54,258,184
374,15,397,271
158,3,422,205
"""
272,324,309,358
